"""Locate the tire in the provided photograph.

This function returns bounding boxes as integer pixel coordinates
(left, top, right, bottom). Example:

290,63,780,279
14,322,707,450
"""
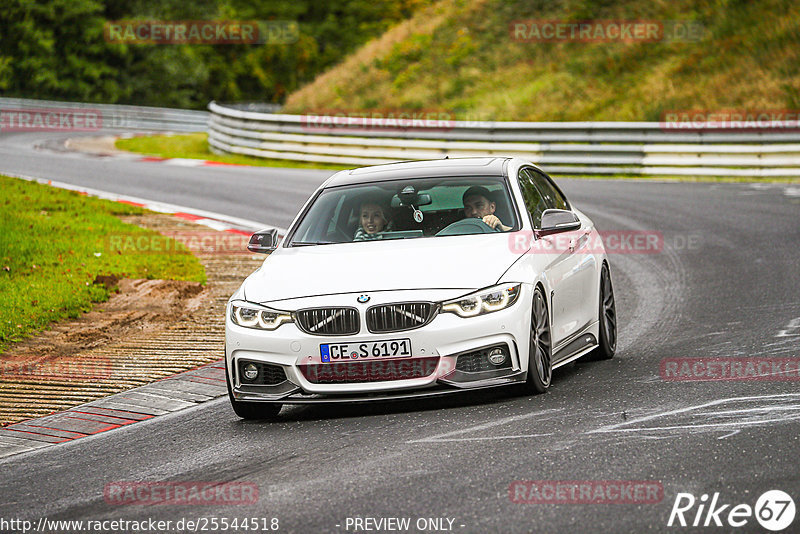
589,262,617,360
225,360,282,420
525,287,552,394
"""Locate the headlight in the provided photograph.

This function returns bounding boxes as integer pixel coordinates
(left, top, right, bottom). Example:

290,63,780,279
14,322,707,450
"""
230,302,293,330
441,284,522,318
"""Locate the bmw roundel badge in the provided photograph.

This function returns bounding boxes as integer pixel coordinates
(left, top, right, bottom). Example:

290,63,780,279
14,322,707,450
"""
357,294,370,303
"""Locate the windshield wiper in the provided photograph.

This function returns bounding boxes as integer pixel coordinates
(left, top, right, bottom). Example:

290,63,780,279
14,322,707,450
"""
380,235,422,241
290,240,338,247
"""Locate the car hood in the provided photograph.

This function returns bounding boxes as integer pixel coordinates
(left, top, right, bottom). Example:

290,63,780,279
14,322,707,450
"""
243,234,518,304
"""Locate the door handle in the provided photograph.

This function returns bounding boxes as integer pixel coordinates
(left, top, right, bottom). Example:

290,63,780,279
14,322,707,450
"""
570,229,592,252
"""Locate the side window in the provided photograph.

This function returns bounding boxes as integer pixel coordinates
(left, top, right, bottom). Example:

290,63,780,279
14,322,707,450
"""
518,168,548,228
529,168,569,211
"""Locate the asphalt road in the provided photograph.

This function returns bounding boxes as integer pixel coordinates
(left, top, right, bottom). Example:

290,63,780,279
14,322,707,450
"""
1,131,799,533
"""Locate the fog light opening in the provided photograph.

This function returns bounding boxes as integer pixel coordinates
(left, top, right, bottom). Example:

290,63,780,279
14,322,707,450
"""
487,347,507,366
242,363,259,381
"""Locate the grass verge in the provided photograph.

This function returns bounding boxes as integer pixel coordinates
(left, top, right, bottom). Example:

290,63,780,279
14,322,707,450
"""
0,175,206,353
116,133,351,171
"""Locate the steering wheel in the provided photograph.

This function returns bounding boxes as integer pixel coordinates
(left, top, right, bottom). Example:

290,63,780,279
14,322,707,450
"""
436,218,500,236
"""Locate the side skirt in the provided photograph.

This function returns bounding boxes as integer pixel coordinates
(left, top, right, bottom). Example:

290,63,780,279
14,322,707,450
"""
552,327,598,370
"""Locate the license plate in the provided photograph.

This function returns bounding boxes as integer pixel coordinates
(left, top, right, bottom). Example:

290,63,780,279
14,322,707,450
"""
320,338,412,362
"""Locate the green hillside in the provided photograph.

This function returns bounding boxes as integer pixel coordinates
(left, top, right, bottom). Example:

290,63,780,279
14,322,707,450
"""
283,0,800,121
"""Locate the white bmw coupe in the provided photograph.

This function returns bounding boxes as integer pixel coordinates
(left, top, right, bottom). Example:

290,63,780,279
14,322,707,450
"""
225,157,616,419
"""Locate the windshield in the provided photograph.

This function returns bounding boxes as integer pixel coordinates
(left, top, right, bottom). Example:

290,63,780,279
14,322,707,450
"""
287,176,519,246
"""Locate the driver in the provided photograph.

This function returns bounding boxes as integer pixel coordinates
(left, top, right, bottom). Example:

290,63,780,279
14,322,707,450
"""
462,186,511,231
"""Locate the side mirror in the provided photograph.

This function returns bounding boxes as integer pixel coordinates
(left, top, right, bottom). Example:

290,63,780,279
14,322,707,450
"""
247,228,279,254
535,209,581,237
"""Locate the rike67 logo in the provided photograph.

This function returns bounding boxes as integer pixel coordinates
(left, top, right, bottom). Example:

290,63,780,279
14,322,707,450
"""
668,490,795,531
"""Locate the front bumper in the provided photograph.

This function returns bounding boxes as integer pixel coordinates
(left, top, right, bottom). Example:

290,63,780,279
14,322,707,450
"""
225,287,532,403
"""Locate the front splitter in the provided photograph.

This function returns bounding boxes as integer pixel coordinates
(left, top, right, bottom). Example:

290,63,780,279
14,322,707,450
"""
235,375,526,405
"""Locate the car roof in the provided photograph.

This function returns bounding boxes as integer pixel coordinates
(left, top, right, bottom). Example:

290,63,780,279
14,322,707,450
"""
327,157,509,187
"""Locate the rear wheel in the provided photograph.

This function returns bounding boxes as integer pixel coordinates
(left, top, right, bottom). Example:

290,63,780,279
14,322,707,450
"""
525,287,552,394
225,360,282,420
589,263,617,360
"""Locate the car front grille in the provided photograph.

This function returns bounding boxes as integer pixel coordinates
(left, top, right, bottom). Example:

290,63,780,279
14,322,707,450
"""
366,302,436,333
298,357,440,384
295,307,359,336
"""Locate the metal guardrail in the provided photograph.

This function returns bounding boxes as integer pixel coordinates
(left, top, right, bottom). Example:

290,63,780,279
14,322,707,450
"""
208,101,800,177
0,97,208,132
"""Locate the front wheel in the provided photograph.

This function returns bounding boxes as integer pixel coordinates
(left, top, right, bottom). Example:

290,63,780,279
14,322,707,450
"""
589,263,617,360
525,287,552,394
225,360,282,420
